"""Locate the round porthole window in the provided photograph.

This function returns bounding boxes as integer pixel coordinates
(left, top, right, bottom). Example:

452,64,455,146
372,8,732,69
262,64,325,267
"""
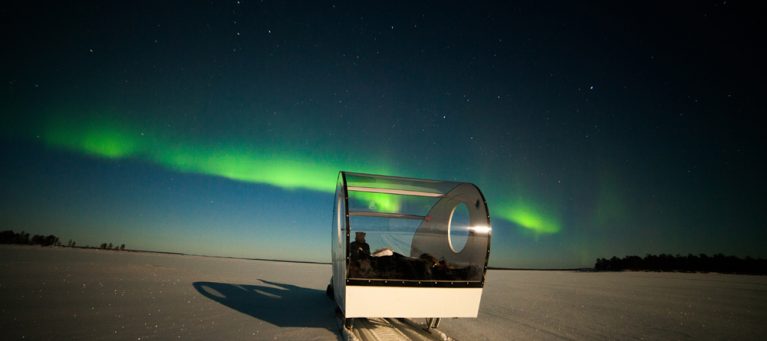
448,203,471,253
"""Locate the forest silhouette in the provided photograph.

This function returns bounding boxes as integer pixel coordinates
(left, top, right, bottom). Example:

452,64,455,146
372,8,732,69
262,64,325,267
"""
0,230,59,246
1,230,124,250
594,254,766,275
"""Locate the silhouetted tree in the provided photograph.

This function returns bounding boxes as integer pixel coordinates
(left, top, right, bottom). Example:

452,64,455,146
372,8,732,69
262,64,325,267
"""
31,234,45,245
119,244,125,251
18,231,30,244
42,235,58,246
0,230,16,244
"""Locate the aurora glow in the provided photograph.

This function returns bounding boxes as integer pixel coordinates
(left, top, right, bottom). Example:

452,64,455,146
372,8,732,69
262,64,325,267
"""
42,113,563,231
3,1,764,269
497,203,560,235
40,112,568,234
41,114,389,193
43,115,143,160
349,191,402,213
41,113,560,229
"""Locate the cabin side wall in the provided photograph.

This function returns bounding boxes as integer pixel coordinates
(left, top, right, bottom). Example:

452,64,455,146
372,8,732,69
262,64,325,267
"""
345,286,483,318
410,183,491,276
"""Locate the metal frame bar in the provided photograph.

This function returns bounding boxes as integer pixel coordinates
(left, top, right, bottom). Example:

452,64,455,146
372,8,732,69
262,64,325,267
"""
347,186,445,197
343,171,445,184
348,211,425,220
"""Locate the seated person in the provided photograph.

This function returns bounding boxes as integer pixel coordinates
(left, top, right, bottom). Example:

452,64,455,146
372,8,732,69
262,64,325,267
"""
350,231,370,259
348,232,374,278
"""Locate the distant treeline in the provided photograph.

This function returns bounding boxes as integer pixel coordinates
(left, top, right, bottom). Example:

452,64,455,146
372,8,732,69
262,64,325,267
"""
1,230,59,246
595,254,767,275
99,242,125,250
1,230,125,251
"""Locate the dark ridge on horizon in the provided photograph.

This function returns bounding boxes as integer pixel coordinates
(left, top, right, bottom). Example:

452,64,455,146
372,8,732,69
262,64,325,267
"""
594,254,767,275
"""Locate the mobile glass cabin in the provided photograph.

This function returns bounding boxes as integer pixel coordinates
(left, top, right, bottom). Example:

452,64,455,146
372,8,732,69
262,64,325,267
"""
331,171,492,318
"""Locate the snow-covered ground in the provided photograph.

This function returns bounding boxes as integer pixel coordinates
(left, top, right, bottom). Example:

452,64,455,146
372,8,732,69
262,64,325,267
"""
440,269,767,340
1,245,765,340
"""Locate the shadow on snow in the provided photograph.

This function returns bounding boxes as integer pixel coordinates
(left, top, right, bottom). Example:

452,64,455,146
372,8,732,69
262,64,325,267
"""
193,279,337,333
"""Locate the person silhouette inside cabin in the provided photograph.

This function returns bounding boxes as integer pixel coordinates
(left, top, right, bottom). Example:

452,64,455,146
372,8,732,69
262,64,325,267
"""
350,231,370,259
348,231,373,277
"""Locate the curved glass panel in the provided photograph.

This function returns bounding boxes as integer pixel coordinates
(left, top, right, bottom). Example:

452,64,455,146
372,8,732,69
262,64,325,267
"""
330,173,347,300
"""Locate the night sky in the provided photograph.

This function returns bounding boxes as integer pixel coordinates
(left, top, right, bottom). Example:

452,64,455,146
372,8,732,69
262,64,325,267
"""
2,1,764,268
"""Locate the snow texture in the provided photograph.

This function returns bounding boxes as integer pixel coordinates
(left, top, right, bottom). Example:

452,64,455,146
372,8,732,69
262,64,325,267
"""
1,245,765,340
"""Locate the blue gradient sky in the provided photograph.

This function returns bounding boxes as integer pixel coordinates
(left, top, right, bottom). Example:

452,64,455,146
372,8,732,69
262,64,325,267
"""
2,1,765,268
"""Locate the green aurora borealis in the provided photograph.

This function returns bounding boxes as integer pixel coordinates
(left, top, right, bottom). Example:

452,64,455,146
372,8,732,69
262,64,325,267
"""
3,1,765,268
40,113,560,234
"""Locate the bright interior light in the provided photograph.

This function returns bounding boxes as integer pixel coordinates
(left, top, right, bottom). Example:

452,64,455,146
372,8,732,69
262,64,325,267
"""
468,225,492,234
